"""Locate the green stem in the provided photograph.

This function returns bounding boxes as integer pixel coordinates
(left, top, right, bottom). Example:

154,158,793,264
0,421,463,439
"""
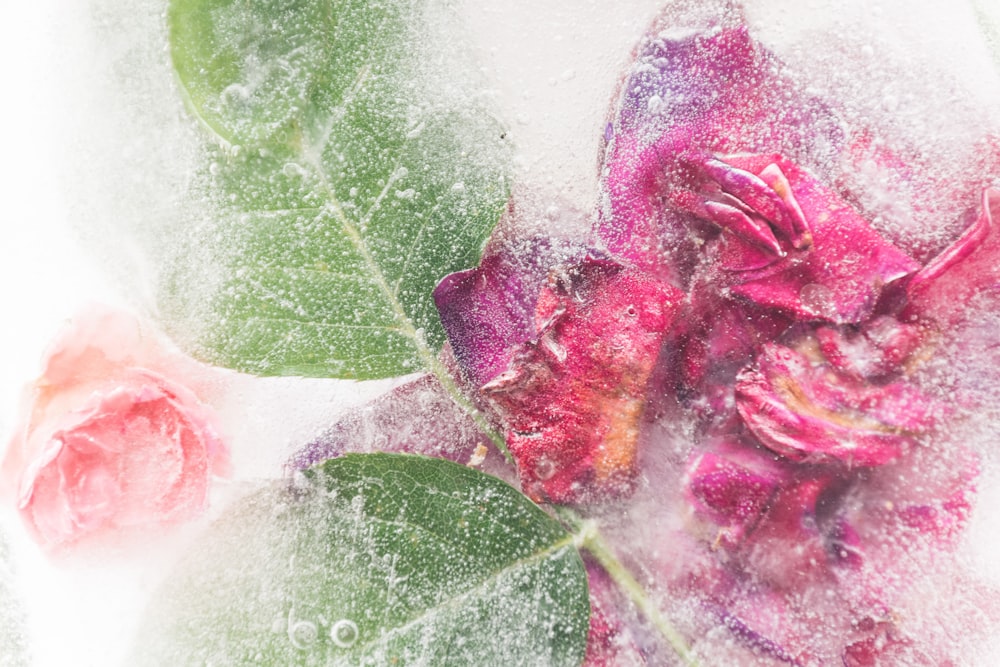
420,346,514,465
558,507,700,667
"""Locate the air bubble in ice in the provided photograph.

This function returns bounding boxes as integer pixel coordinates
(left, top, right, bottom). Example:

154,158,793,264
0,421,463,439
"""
330,619,359,648
799,283,836,320
287,619,319,649
534,457,556,480
221,83,251,106
283,162,307,178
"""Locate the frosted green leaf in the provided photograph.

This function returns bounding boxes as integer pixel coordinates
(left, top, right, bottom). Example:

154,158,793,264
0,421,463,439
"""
132,454,589,666
165,0,510,378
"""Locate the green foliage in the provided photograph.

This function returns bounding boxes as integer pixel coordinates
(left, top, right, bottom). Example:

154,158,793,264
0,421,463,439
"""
132,454,590,666
166,0,510,378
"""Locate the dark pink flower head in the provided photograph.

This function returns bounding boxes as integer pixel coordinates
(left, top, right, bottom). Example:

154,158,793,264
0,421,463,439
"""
483,258,683,503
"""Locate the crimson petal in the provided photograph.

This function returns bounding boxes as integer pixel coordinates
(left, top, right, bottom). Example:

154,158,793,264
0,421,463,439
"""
483,259,683,503
735,343,932,466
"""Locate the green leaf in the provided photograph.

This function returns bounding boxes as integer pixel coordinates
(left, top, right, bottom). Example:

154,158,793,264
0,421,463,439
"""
132,454,590,666
164,0,511,378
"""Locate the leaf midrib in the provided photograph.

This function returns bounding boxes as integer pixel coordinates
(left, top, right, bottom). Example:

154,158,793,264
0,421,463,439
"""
176,70,434,371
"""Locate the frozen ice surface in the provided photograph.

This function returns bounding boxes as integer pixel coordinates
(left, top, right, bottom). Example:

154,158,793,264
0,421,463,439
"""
3,0,1000,665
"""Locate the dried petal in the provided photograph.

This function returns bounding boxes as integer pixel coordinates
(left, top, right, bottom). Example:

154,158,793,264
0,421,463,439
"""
684,438,791,547
815,317,926,380
434,234,585,387
735,343,933,466
484,259,683,503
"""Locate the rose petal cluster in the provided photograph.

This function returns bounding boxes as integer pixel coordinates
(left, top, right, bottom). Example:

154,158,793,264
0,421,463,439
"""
594,19,1000,664
433,18,1000,664
1,306,229,552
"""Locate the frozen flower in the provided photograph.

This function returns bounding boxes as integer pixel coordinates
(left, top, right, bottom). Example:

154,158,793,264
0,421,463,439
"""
1,306,229,552
589,14,1000,663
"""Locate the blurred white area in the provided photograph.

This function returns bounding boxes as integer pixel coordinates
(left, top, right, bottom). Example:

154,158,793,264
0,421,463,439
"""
1,0,1000,665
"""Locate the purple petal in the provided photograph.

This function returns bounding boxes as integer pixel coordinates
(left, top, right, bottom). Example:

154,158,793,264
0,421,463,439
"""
288,374,516,484
434,234,585,387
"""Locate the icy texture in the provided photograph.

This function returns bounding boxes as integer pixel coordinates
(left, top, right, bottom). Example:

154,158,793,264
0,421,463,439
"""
132,454,589,666
0,531,29,666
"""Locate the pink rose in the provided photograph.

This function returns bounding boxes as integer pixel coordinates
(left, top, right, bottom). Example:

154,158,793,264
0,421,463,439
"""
1,306,229,552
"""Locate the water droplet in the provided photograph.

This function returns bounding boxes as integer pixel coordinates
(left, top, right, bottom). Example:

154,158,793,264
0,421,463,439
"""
330,619,359,648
